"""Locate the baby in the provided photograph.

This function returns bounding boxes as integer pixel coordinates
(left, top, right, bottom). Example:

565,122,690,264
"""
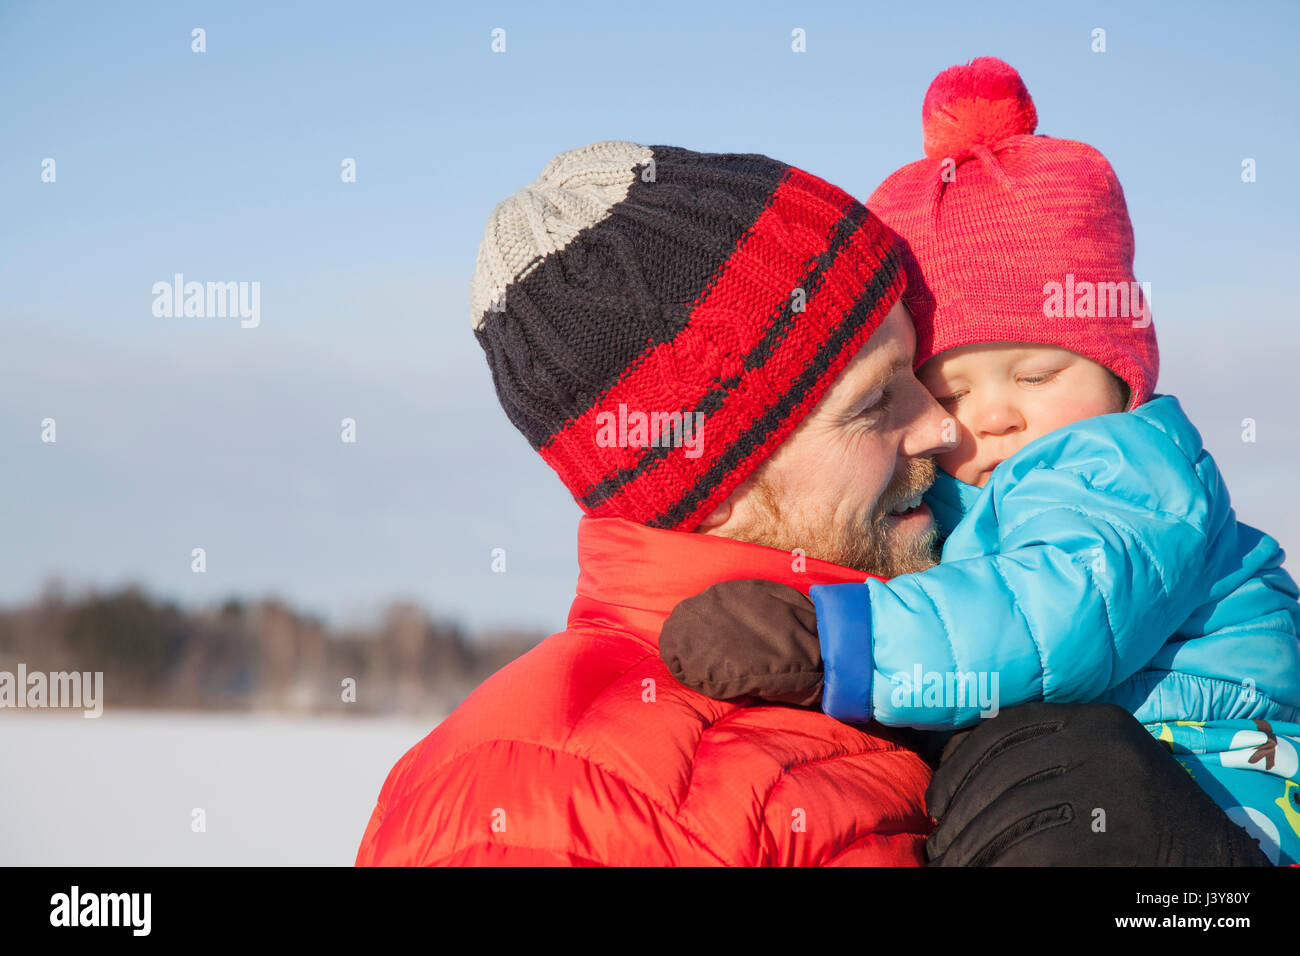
660,58,1300,864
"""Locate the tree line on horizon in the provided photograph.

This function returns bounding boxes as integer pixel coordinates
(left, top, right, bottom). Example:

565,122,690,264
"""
0,584,545,716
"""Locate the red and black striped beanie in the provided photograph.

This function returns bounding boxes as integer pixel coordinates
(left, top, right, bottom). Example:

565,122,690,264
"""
471,141,906,532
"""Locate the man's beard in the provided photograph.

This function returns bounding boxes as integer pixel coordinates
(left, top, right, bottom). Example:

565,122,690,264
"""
729,457,940,578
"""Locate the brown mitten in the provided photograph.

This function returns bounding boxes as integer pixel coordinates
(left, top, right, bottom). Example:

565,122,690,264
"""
659,579,823,706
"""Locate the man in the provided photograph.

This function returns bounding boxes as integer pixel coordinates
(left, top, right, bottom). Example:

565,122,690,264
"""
355,142,1264,866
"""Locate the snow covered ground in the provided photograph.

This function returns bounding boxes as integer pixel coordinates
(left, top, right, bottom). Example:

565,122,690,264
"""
0,709,442,866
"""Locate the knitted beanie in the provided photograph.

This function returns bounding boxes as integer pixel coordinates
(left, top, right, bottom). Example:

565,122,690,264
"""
471,141,905,531
868,57,1158,409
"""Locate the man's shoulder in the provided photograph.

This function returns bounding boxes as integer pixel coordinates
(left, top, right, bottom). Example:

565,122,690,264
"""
429,627,660,753
428,625,923,778
357,626,932,865
372,627,712,804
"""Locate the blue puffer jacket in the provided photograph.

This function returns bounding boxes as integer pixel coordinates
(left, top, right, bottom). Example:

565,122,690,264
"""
811,394,1300,730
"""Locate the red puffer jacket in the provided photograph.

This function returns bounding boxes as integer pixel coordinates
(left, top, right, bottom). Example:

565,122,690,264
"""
355,516,934,865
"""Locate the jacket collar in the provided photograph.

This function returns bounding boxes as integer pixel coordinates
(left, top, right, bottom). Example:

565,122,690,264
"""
567,516,881,649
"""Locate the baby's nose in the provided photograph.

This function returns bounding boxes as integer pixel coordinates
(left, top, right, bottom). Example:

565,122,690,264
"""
975,402,1024,436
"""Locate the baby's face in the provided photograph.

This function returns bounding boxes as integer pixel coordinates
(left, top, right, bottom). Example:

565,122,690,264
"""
917,343,1128,487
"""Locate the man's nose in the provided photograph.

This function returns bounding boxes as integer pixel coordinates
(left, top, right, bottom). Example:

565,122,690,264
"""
900,377,961,458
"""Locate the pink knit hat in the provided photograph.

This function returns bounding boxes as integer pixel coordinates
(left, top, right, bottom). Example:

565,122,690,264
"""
868,57,1158,409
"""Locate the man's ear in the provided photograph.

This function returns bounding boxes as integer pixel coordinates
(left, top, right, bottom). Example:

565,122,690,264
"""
697,498,732,532
698,467,765,534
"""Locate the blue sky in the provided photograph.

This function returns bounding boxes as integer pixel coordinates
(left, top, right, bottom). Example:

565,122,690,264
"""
2,0,1298,635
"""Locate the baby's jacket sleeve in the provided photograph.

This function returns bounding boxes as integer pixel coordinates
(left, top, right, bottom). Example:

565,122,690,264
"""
812,401,1220,730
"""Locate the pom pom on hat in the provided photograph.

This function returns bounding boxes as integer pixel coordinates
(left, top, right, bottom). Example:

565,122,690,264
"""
869,55,1158,409
921,57,1037,160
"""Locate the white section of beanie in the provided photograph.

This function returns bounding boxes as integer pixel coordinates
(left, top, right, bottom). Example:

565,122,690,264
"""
470,141,654,329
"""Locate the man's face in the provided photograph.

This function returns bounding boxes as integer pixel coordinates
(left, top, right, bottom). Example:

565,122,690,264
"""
711,301,959,577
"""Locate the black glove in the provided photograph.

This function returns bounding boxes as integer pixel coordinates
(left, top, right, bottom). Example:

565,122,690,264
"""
924,701,1271,866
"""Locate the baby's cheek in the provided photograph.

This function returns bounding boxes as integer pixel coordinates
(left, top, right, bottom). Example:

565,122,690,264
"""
937,447,979,486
